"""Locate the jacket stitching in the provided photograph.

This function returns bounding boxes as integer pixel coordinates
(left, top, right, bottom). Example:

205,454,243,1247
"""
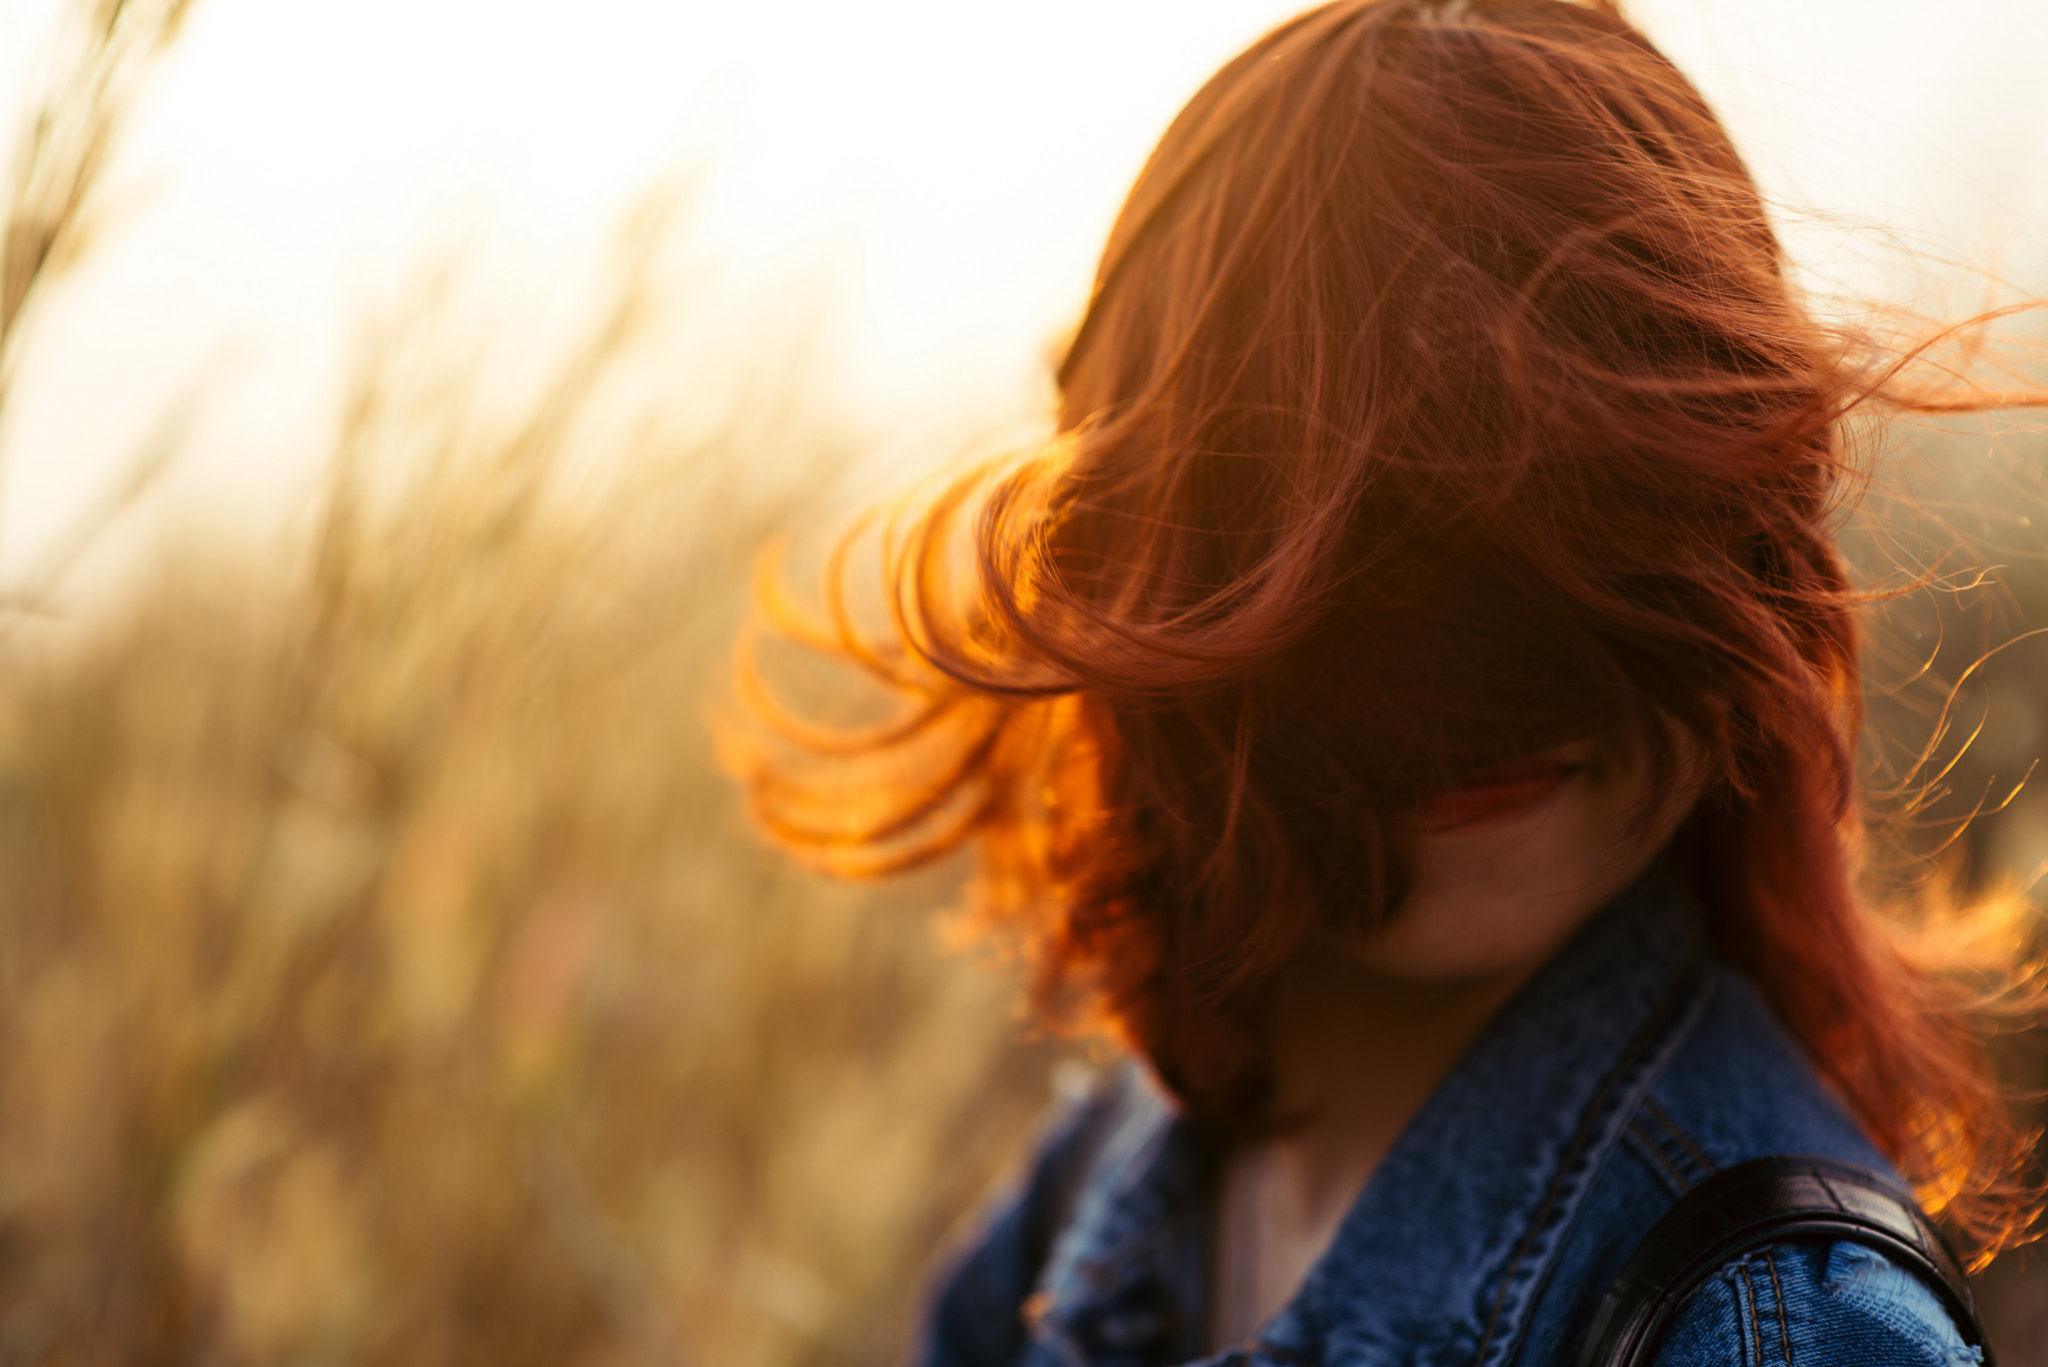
1640,1096,1715,1185
1622,1118,1692,1197
1743,1259,1766,1367
1764,1249,1792,1367
1638,1108,1707,1193
1467,955,1710,1367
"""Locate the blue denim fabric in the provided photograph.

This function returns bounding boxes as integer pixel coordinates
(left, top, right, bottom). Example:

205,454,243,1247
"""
916,863,1980,1367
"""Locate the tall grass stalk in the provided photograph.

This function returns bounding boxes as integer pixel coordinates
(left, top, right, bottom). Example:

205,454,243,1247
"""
0,260,1071,1365
0,11,1066,1355
1,0,199,613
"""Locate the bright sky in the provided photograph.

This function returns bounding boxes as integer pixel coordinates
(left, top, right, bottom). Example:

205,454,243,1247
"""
2,0,2046,594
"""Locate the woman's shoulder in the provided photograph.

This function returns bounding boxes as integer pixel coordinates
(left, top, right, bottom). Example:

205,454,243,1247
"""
1653,1239,1984,1367
1582,969,1982,1367
1636,966,1892,1176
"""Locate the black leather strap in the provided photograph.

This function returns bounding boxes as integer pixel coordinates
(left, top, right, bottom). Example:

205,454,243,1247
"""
1574,1155,1993,1367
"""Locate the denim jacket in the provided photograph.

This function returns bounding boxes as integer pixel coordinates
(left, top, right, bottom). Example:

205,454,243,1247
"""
917,864,1983,1367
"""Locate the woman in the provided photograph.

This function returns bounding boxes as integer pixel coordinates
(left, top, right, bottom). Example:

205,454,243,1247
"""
730,1,2042,1362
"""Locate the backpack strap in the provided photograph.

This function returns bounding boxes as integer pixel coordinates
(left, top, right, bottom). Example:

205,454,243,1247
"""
1573,1155,1994,1367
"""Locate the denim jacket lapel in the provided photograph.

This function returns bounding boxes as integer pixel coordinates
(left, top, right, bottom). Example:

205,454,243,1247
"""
1029,1072,1218,1364
1025,863,1716,1367
1256,865,1713,1367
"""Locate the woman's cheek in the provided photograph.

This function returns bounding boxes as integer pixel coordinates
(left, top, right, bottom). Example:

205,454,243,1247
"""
1346,740,1692,983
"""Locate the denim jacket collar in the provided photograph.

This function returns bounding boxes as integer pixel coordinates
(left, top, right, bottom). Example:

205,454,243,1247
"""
1029,863,1714,1367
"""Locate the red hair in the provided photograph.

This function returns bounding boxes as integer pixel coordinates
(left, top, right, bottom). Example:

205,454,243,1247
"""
728,0,2043,1255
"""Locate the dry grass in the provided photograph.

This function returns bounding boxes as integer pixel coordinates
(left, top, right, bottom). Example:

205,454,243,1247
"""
0,11,1068,1356
0,282,1074,1365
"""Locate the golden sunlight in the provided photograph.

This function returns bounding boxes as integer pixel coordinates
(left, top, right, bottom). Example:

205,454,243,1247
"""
0,3,2045,1364
4,0,2046,590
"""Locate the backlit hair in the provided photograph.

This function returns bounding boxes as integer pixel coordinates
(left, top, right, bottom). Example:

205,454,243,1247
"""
728,0,2043,1255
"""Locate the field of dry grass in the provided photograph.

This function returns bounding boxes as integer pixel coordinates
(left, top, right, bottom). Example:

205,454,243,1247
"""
0,302,1083,1367
0,15,1074,1364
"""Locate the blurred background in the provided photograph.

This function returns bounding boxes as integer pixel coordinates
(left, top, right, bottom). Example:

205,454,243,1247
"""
0,0,2044,1363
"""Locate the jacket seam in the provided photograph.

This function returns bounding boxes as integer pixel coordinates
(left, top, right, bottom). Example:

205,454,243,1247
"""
1468,954,1712,1367
1622,1118,1693,1198
1639,1096,1716,1186
1764,1249,1791,1367
1743,1259,1766,1367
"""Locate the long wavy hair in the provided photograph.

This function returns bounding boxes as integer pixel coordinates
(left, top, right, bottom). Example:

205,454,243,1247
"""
727,0,2044,1255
